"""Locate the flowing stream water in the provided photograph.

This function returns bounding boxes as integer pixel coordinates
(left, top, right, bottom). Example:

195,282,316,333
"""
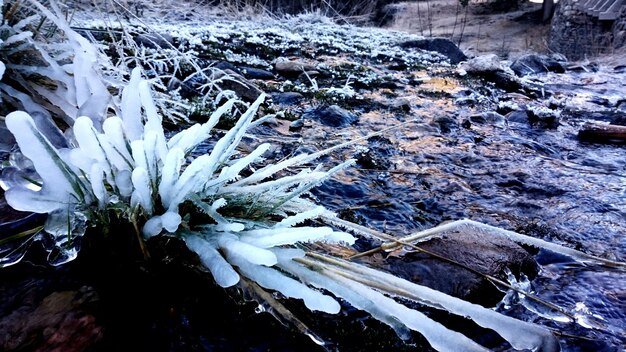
246,61,626,350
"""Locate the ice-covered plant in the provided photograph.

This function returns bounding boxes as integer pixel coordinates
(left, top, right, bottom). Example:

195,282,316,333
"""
0,0,112,127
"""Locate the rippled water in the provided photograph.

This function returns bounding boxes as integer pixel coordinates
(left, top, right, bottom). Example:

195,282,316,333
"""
253,65,626,350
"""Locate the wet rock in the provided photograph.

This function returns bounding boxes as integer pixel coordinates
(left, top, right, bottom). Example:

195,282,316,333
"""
388,98,411,113
274,59,317,78
611,114,626,126
510,54,565,77
460,55,529,93
214,61,240,73
614,65,626,73
399,38,467,64
527,106,560,127
587,96,611,107
505,110,530,124
271,92,304,105
304,105,358,128
377,79,401,90
212,69,264,101
289,119,304,131
454,89,480,106
381,228,538,306
470,111,505,127
167,77,197,99
134,33,174,49
460,54,514,75
387,61,408,71
0,288,102,352
433,116,458,133
354,147,388,170
240,67,274,80
296,71,321,84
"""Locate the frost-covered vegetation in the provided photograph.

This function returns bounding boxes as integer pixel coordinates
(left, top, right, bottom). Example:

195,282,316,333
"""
1,1,624,351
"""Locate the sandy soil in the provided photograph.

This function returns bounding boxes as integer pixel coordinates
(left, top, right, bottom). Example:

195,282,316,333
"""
387,0,550,59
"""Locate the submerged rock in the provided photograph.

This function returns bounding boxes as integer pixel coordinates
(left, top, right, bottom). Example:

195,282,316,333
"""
304,105,359,128
381,228,538,306
510,54,565,77
399,38,467,64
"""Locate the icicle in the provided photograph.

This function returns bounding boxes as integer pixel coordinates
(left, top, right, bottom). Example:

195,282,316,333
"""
240,227,334,248
5,111,85,202
218,234,277,266
142,130,161,187
384,219,625,268
194,95,265,183
161,211,182,233
143,216,163,238
275,249,411,340
139,80,162,132
74,116,106,163
307,253,561,352
228,250,340,314
326,271,489,352
77,94,110,131
323,231,355,245
275,206,326,228
222,170,325,194
102,116,133,169
218,143,270,183
131,167,153,215
169,154,213,210
89,163,106,208
121,68,144,141
115,170,133,197
4,187,76,213
131,140,148,172
159,148,184,209
185,234,240,287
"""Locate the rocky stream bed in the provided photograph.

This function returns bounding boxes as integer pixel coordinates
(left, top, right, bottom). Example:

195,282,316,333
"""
1,12,625,351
